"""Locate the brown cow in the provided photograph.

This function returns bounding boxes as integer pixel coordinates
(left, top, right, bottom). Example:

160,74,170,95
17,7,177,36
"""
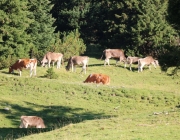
19,116,46,128
138,56,159,72
66,56,89,74
41,52,63,69
125,56,142,71
100,49,126,66
9,58,37,77
84,73,110,85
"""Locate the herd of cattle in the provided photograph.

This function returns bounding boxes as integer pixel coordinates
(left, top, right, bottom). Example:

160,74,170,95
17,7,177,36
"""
8,49,159,128
9,49,159,86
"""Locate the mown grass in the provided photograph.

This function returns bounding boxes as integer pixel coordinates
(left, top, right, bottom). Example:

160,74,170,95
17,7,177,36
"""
0,57,180,140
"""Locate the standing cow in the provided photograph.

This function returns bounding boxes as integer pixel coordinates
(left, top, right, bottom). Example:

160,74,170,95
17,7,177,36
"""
9,58,37,77
100,49,126,66
66,56,89,74
19,116,46,128
125,56,142,71
138,56,159,72
41,52,63,69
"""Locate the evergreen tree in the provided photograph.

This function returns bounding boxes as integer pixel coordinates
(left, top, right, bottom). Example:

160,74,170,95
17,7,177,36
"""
130,0,178,56
27,0,56,60
52,30,86,60
0,0,32,68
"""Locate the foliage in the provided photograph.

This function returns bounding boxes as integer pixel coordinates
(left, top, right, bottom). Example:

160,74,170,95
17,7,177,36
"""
44,67,58,79
52,29,86,60
167,0,180,31
158,45,180,74
26,0,56,60
0,0,32,68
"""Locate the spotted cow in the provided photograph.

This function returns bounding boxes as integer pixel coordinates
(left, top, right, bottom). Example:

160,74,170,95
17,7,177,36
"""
9,58,37,77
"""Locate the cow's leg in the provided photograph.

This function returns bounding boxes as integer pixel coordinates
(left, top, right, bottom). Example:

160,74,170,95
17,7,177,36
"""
71,64,74,72
56,60,60,69
81,65,86,74
138,64,142,72
52,62,55,67
115,60,119,66
152,62,156,69
124,61,127,68
30,69,33,77
48,61,51,68
19,70,22,76
129,63,132,71
148,65,151,70
104,58,109,66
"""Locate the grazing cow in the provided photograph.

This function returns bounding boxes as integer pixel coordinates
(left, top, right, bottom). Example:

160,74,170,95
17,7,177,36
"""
138,56,159,72
66,56,89,74
9,58,37,77
19,116,46,128
125,56,142,71
41,52,63,69
84,73,110,85
100,49,126,66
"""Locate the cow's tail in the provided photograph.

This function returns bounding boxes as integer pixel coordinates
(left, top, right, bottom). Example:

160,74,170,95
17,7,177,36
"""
100,50,105,60
86,57,89,68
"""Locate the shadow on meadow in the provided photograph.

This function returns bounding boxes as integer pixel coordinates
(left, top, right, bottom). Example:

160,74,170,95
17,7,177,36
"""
0,100,113,139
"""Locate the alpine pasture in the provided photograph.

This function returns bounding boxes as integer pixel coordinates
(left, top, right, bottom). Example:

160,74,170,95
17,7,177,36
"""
0,57,180,140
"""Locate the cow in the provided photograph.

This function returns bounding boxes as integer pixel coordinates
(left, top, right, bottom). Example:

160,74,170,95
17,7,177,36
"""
9,58,37,77
138,56,159,72
100,49,126,66
125,56,142,71
66,56,89,74
19,116,46,128
41,52,63,69
84,73,110,85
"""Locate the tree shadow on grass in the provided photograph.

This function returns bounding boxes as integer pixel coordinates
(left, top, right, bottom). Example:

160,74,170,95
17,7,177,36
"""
0,101,114,139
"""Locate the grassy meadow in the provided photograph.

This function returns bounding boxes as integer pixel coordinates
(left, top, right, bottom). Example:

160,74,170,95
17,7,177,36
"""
0,57,180,140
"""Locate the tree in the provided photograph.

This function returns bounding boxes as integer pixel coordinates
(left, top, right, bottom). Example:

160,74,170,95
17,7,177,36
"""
52,30,86,60
0,0,32,68
158,0,180,74
27,0,56,61
130,0,177,57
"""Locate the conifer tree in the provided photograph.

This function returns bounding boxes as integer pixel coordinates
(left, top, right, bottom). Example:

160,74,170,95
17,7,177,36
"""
27,0,56,60
0,0,32,68
131,0,178,56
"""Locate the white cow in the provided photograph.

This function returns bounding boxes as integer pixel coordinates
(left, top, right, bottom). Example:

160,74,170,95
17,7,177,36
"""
125,56,141,71
41,52,63,69
19,116,46,128
66,56,89,74
138,56,159,72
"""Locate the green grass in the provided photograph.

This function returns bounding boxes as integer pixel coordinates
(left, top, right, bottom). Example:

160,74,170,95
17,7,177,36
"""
0,57,180,140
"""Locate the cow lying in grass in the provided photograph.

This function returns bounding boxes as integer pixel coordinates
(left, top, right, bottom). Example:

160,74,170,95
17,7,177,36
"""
84,73,110,85
138,56,159,72
19,116,46,128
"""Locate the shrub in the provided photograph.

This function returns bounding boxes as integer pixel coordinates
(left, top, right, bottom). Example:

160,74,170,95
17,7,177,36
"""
44,68,58,79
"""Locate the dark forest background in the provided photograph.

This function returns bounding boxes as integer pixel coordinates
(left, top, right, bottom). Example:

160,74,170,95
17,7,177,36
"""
0,0,180,73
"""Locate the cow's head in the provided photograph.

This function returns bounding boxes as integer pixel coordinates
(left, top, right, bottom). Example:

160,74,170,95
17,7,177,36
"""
41,59,48,67
66,57,72,71
9,66,13,73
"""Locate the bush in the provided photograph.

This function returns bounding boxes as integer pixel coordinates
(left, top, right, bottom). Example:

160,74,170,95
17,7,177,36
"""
44,68,58,79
